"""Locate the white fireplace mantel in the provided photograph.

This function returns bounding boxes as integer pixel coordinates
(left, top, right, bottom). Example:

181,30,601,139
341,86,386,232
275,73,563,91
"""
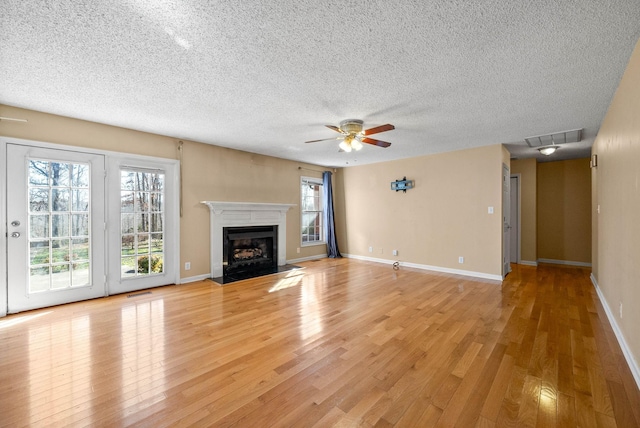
201,201,295,278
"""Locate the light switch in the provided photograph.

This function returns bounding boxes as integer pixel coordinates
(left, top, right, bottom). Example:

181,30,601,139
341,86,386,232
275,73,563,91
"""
488,206,494,214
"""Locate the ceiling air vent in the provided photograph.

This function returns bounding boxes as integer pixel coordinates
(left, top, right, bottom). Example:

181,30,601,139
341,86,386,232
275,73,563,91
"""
525,128,582,156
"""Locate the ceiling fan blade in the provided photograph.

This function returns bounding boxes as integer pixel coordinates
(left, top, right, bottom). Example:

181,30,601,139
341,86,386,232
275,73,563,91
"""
363,124,395,136
305,137,340,144
362,137,391,148
325,125,346,134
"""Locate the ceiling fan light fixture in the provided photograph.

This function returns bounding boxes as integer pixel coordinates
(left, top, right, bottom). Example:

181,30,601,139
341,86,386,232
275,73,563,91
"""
339,140,352,152
538,146,559,156
305,119,394,151
339,119,364,134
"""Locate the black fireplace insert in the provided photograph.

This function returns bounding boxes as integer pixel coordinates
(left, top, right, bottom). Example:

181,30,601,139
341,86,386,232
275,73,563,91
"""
223,225,278,281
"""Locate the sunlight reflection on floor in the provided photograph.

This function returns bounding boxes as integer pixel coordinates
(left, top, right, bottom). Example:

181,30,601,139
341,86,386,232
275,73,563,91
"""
268,271,304,293
0,311,51,329
299,273,324,340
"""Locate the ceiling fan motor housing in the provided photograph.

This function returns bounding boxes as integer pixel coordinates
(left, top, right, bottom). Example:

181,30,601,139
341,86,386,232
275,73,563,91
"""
339,119,364,135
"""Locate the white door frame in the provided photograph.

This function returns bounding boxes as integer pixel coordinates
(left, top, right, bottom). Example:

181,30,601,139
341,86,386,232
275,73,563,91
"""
509,174,521,264
502,163,511,278
1,136,180,316
0,139,8,317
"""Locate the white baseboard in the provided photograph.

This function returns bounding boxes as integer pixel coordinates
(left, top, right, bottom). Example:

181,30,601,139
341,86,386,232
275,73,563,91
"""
591,273,640,391
519,260,538,267
538,258,592,267
342,254,503,282
287,254,327,264
179,273,212,284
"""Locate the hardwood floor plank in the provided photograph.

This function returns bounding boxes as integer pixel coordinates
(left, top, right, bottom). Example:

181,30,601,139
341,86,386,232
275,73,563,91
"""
0,260,638,427
455,343,507,427
607,379,640,428
479,353,515,422
516,374,541,428
557,392,577,428
495,363,528,426
574,390,598,428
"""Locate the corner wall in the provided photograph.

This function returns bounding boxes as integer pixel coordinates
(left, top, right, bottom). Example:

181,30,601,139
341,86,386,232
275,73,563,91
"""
537,158,592,265
336,144,504,279
592,37,640,384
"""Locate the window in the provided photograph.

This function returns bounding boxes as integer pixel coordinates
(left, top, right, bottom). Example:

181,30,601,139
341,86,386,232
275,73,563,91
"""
120,169,165,278
301,177,324,245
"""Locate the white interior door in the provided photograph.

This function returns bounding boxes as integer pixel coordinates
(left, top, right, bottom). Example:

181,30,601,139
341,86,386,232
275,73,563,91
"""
7,144,106,313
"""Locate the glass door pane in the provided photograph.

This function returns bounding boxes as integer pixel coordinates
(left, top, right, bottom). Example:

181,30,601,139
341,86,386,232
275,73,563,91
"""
28,160,92,292
120,170,165,279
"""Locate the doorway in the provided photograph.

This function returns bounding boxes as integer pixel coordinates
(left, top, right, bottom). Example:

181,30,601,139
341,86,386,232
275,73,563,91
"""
2,139,180,314
6,144,107,312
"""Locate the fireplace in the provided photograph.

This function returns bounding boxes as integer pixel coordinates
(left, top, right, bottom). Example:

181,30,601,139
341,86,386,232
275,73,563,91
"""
223,225,278,280
201,201,295,283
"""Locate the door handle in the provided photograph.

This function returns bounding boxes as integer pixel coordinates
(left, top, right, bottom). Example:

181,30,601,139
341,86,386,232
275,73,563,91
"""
11,232,20,238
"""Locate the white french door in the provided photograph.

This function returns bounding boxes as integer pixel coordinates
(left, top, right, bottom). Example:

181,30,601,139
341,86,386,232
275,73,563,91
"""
7,144,106,313
106,159,179,295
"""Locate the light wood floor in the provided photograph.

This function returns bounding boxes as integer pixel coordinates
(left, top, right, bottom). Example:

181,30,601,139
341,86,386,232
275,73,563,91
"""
1,259,639,427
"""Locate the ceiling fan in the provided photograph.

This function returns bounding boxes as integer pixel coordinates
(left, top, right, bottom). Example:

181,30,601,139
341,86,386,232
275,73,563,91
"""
305,119,394,152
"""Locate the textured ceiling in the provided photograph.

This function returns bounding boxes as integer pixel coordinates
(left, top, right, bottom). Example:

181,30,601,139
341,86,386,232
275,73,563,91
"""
1,1,639,167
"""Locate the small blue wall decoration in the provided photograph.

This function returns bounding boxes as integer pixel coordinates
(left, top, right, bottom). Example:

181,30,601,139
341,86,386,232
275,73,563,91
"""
391,176,414,192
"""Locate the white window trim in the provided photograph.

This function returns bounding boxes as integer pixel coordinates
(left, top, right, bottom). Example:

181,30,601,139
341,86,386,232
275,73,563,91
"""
300,176,325,247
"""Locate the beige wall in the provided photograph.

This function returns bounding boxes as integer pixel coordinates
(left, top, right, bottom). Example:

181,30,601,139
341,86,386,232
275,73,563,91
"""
336,144,505,277
536,158,592,264
0,105,329,279
510,158,537,263
592,38,640,373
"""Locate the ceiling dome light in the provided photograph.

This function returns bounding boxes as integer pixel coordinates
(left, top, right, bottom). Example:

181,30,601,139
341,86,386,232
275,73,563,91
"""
538,146,559,156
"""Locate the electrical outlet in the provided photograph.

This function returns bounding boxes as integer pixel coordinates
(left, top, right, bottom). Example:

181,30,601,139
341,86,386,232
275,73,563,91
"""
184,262,191,270
392,249,398,256
458,256,464,264
296,247,300,254
380,248,384,254
488,206,494,214
369,246,373,253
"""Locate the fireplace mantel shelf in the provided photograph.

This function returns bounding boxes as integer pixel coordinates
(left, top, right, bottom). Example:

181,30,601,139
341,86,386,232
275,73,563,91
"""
201,201,296,280
201,201,296,215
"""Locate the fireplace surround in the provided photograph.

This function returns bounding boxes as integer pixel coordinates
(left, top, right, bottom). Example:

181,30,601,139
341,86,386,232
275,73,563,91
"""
201,201,295,282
